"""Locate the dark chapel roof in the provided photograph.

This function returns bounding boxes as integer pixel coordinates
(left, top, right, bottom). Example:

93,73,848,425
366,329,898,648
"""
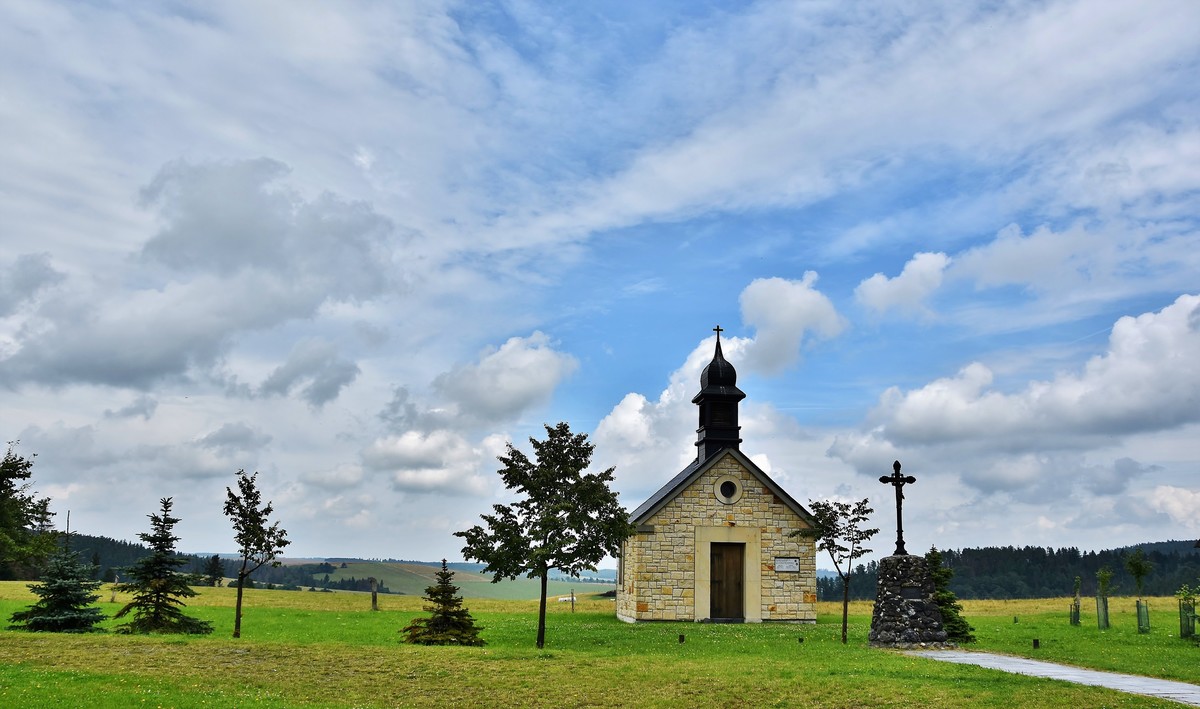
629,447,813,526
691,335,745,403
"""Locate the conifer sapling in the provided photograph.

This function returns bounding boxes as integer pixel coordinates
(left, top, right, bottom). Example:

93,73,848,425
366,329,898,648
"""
401,559,485,646
9,534,106,633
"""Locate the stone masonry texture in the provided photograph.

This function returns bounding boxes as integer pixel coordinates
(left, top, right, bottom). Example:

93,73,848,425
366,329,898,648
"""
617,455,816,622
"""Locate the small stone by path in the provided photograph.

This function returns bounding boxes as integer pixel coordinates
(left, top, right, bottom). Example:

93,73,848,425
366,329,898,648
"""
908,650,1200,706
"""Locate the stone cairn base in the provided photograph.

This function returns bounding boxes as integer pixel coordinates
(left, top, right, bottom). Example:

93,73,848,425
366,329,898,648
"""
869,554,953,649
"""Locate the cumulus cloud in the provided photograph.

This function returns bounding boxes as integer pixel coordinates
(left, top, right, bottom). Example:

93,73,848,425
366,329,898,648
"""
829,295,1200,504
1148,485,1200,531
362,429,494,496
951,453,1156,501
357,332,579,502
861,294,1200,449
855,252,950,316
0,159,396,390
259,339,360,407
594,360,706,493
739,274,845,375
139,159,395,298
434,331,578,422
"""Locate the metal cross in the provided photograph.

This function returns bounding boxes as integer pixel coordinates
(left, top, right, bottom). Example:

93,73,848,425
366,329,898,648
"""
713,325,723,340
879,460,917,556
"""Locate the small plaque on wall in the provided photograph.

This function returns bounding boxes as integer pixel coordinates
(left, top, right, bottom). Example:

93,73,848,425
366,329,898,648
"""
775,557,800,572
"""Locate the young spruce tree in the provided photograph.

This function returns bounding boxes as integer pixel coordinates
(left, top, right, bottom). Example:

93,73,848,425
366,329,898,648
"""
926,546,974,643
401,559,485,646
112,497,212,634
203,554,225,587
9,534,106,633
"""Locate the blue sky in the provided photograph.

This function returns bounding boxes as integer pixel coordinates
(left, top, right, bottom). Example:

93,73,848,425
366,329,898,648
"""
2,1,1198,564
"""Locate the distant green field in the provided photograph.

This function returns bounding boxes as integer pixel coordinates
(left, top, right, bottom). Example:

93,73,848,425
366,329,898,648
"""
322,560,613,600
0,584,1195,708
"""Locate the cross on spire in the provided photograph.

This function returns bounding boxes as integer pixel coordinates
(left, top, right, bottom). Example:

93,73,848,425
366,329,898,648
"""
713,325,724,340
879,460,917,556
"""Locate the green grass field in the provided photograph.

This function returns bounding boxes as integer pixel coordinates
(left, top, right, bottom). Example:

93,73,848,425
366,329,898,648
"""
0,583,1195,707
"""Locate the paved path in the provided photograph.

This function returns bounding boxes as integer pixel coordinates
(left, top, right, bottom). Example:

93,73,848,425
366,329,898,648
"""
908,650,1200,706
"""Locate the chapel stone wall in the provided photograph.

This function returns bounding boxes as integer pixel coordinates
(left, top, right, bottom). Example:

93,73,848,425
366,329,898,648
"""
617,454,817,622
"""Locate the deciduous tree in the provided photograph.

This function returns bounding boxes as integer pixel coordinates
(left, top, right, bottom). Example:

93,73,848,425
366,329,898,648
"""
223,470,289,638
456,422,631,649
1124,548,1153,598
794,498,878,644
113,497,212,634
0,442,55,578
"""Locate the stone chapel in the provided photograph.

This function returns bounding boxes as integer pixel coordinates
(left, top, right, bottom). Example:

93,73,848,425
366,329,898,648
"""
616,330,818,623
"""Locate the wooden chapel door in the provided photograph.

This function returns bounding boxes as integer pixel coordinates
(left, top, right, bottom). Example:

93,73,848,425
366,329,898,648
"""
710,542,745,620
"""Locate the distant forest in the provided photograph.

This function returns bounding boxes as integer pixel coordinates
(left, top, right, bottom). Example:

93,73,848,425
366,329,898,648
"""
819,540,1200,601
22,532,1200,602
39,533,392,594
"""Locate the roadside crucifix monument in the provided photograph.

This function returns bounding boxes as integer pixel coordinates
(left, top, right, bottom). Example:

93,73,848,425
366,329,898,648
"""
869,460,949,648
880,461,916,556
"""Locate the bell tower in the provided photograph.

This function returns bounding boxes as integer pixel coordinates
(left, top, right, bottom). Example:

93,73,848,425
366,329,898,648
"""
692,326,746,461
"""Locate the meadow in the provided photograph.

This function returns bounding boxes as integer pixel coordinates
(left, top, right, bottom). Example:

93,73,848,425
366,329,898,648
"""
0,582,1195,708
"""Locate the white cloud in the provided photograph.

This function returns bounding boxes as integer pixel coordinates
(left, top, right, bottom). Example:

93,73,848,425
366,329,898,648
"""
434,331,578,422
829,295,1200,516
952,223,1097,295
362,429,492,496
485,1,1200,256
1147,485,1200,531
594,346,708,495
596,280,846,500
855,252,950,316
858,294,1200,450
0,159,398,390
739,274,845,375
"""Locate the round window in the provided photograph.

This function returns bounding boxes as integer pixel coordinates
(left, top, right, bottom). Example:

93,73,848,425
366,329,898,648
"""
714,474,743,504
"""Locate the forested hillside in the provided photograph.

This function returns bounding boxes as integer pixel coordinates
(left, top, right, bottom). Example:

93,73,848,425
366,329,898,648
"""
60,532,1200,602
817,541,1200,601
56,534,384,591
59,535,588,598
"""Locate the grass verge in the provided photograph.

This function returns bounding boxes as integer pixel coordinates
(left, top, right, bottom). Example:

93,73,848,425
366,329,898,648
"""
0,584,1192,707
